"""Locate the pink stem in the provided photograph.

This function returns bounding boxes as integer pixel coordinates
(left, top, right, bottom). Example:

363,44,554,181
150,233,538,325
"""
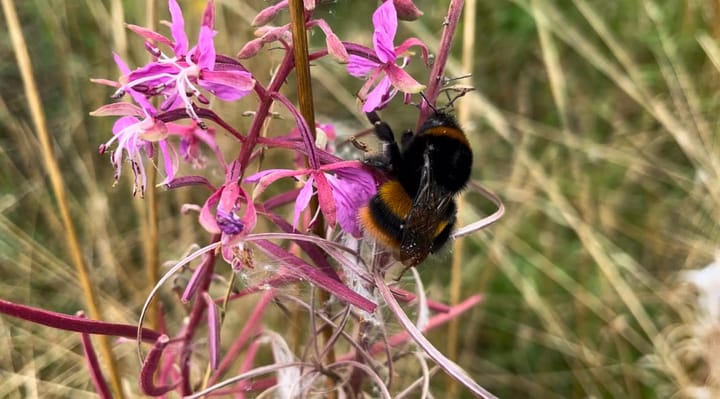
77,311,113,399
419,0,465,124
178,237,219,395
0,299,160,342
141,335,179,396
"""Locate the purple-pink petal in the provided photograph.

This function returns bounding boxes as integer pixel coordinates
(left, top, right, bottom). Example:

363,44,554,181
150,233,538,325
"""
327,168,377,237
294,175,315,229
240,190,257,235
112,52,132,75
113,54,157,111
158,140,179,184
90,102,144,118
112,115,141,135
195,26,217,70
372,0,398,64
218,182,241,219
347,55,379,77
168,0,188,55
199,70,255,101
245,169,280,183
126,24,174,49
246,168,307,195
128,63,179,87
222,183,257,239
384,64,425,93
313,172,336,228
394,37,429,65
199,189,223,234
362,75,392,113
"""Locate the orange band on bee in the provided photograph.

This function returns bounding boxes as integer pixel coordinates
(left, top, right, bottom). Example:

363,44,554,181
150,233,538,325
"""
378,181,413,219
359,206,401,250
424,126,469,146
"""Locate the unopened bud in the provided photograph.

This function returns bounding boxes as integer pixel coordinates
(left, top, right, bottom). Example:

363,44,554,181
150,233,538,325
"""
237,38,264,59
252,0,288,26
393,0,423,21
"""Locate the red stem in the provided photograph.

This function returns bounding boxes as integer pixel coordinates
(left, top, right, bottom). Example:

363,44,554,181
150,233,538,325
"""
235,51,295,174
0,299,160,342
419,0,465,124
78,311,113,399
140,335,179,396
178,236,219,395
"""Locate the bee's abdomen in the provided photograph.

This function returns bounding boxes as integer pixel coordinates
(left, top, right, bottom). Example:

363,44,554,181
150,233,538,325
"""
359,181,413,251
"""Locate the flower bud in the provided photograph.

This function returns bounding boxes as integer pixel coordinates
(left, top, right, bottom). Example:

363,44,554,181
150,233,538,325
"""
237,38,264,59
252,0,288,26
393,0,423,21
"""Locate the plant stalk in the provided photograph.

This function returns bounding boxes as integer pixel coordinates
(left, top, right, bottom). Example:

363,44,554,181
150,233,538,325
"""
287,1,336,397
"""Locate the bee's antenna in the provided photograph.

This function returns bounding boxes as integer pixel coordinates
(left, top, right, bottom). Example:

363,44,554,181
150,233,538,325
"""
419,92,438,114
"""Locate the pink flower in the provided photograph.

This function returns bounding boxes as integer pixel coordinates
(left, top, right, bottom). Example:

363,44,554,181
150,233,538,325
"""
91,103,180,198
92,52,181,197
245,161,377,237
347,0,428,112
123,0,255,121
167,120,224,169
326,167,377,237
199,161,258,268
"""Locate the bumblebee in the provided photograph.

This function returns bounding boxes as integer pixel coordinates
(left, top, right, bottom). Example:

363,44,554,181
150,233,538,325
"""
358,109,472,268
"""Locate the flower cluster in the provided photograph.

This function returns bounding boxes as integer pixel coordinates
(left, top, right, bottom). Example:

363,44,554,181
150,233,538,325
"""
1,1,502,398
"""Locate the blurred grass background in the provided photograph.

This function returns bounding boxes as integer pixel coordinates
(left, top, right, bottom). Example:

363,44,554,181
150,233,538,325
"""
1,0,719,397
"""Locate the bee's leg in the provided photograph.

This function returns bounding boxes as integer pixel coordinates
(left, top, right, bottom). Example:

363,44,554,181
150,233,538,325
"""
363,155,393,171
365,111,402,171
393,264,414,282
400,129,414,150
365,111,396,143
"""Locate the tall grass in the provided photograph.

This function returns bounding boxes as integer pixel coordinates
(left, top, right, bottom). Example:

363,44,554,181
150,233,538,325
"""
0,0,717,397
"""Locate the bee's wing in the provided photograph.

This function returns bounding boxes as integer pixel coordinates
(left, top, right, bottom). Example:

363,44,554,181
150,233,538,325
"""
399,149,453,266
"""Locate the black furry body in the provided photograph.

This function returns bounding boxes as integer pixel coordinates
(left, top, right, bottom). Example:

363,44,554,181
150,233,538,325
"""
359,110,473,267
